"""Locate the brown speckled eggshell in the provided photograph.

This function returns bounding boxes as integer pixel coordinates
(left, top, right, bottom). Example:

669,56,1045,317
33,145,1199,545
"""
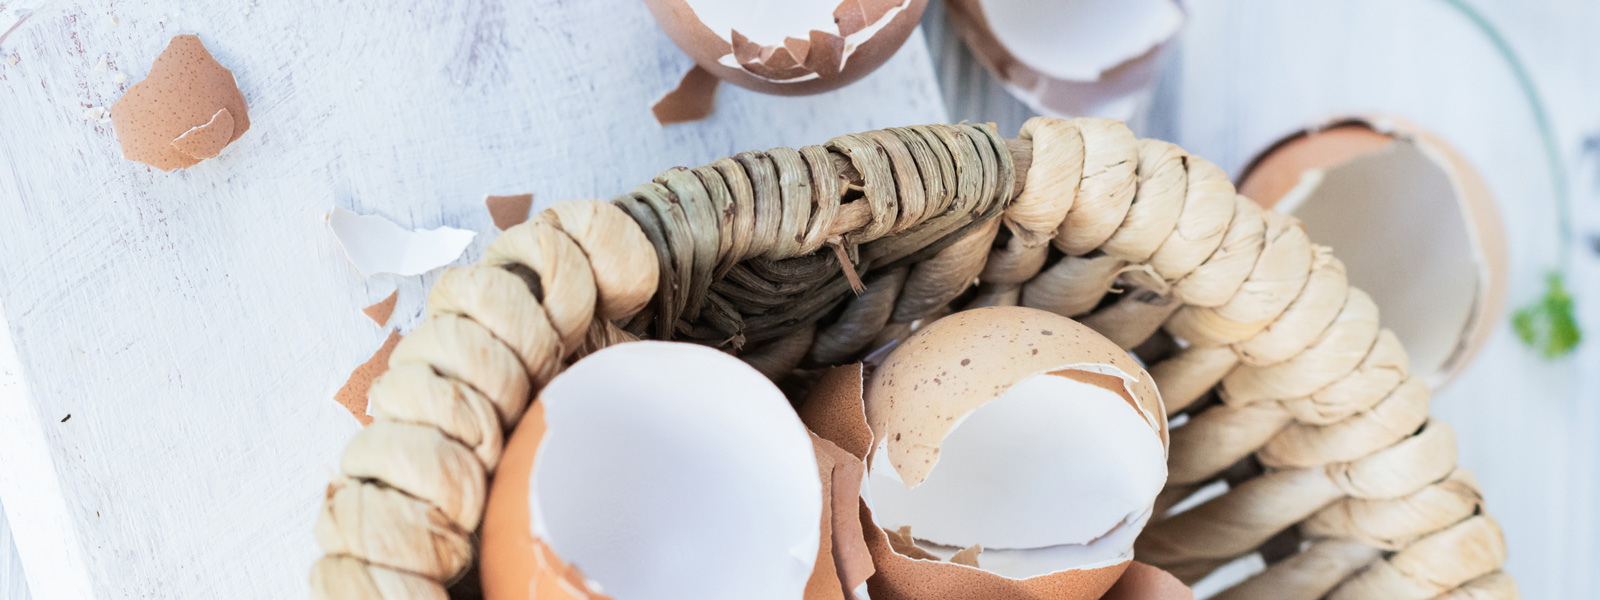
801,362,1138,600
110,35,250,171
866,306,1166,489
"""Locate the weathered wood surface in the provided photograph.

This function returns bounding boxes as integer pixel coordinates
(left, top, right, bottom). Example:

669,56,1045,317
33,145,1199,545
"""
0,0,945,598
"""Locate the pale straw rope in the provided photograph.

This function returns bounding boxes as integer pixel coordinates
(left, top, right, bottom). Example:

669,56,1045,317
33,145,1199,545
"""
975,117,1511,600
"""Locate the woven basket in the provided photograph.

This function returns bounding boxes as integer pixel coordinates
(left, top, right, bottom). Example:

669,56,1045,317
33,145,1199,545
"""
309,118,1514,600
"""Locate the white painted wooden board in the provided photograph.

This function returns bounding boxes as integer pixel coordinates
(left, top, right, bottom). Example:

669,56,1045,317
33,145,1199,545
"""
0,498,27,600
0,0,947,597
928,0,1600,598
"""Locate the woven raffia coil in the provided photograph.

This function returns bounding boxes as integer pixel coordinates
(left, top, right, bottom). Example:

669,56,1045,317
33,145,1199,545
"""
310,118,1515,600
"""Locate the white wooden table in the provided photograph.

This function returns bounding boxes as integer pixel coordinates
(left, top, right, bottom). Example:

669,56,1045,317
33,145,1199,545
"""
6,0,1599,598
0,1,945,598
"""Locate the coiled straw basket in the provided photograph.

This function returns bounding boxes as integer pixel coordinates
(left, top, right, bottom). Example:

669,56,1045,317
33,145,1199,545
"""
309,118,1514,600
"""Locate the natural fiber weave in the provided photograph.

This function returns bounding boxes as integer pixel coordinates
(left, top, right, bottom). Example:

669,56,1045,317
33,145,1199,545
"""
310,118,1514,600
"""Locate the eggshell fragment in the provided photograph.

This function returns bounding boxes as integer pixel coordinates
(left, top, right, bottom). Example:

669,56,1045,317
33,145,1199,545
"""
328,207,477,277
802,357,1188,600
481,341,832,600
333,330,401,426
169,108,235,160
361,290,399,326
485,193,534,230
945,0,1182,120
652,65,721,125
806,432,879,600
110,34,250,171
643,0,927,95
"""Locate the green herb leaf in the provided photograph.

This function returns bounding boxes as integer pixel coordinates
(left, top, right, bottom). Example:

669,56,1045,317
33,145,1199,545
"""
1512,271,1582,359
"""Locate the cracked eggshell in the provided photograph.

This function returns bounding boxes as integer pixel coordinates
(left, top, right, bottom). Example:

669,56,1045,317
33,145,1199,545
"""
481,341,833,600
1237,116,1508,389
867,307,1166,487
803,307,1174,600
644,0,928,96
945,0,1182,120
110,35,250,171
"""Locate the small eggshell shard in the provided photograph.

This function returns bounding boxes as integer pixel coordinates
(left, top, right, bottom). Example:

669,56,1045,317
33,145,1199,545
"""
814,434,876,593
643,0,927,96
805,432,880,600
652,65,721,125
361,289,398,327
802,306,1177,599
485,193,534,230
327,207,477,277
945,0,1182,120
333,329,401,426
481,341,827,600
110,34,250,171
169,107,235,159
1237,117,1508,389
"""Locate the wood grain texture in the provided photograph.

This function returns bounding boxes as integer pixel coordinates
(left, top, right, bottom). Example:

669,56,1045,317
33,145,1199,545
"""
933,1,1600,598
0,0,945,598
0,497,29,600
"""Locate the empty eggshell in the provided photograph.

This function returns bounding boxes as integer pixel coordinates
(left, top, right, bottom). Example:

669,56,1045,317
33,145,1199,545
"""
1237,116,1508,389
483,341,869,600
643,0,928,95
110,34,250,171
803,307,1171,599
945,0,1182,120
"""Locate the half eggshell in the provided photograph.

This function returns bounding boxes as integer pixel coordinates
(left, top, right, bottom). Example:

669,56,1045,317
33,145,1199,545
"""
803,307,1174,600
643,0,928,95
481,341,871,600
1237,116,1508,389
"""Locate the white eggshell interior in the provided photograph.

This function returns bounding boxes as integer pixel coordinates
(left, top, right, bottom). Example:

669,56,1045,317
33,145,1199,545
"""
865,372,1166,576
686,0,907,46
530,341,822,600
327,207,476,277
686,0,842,46
1275,139,1480,385
686,0,910,80
914,509,1152,579
977,0,1183,81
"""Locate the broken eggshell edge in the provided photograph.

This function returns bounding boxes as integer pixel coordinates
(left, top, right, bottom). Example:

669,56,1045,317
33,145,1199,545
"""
801,308,1176,600
943,0,1182,121
643,0,928,96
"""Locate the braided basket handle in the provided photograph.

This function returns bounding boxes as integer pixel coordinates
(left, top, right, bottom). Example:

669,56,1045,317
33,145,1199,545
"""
311,118,1514,600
